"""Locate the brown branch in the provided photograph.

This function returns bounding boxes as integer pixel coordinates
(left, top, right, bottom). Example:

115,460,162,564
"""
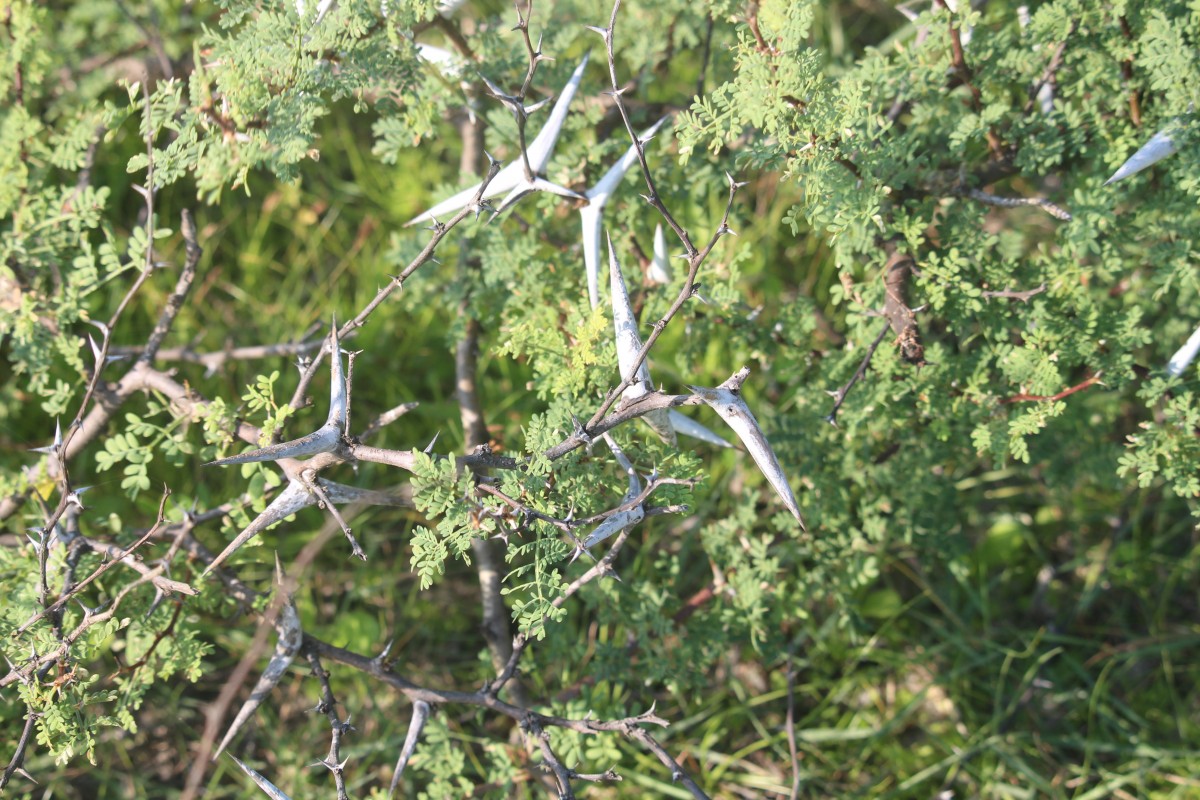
117,338,323,373
117,600,184,674
746,3,777,57
457,312,531,707
511,0,544,183
999,371,1102,404
933,0,1003,159
1118,16,1142,127
73,534,197,598
302,633,712,798
0,709,38,790
1024,21,1076,115
624,723,711,800
528,716,578,799
579,1,747,435
882,249,925,365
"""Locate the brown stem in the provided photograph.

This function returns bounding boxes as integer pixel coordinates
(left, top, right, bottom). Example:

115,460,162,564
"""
1118,16,1142,127
882,249,925,365
1024,22,1076,115
934,0,1003,158
999,371,1102,404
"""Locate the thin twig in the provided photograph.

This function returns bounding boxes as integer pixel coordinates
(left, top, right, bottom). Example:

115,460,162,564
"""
510,0,542,183
933,0,1003,158
962,188,1071,221
825,321,891,425
117,338,322,374
9,489,173,641
305,649,352,800
579,1,746,433
1118,16,1142,127
0,710,39,790
287,159,501,411
140,209,203,365
882,249,925,365
528,716,577,799
1024,21,1076,115
999,371,1102,404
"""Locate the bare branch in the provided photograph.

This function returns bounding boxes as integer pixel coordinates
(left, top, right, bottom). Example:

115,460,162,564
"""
961,187,1071,221
999,371,1103,404
214,560,302,758
825,321,891,425
9,488,175,642
140,208,203,365
305,649,352,800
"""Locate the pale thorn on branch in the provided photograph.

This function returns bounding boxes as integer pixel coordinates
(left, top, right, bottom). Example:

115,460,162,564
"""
646,222,672,286
1168,322,1200,377
383,0,464,17
30,418,63,456
574,434,644,559
944,0,972,47
205,320,347,467
228,754,293,800
608,232,676,445
202,479,412,577
295,0,335,25
607,232,731,447
1017,5,1054,115
437,0,468,16
415,43,463,79
666,410,731,448
389,700,432,795
405,56,591,226
1105,124,1181,185
581,117,668,308
214,556,303,759
687,368,806,528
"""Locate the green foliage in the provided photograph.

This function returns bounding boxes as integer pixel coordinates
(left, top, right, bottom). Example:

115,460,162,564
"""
4,0,1200,797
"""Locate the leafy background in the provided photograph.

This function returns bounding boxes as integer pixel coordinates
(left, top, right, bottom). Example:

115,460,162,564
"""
2,0,1199,797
